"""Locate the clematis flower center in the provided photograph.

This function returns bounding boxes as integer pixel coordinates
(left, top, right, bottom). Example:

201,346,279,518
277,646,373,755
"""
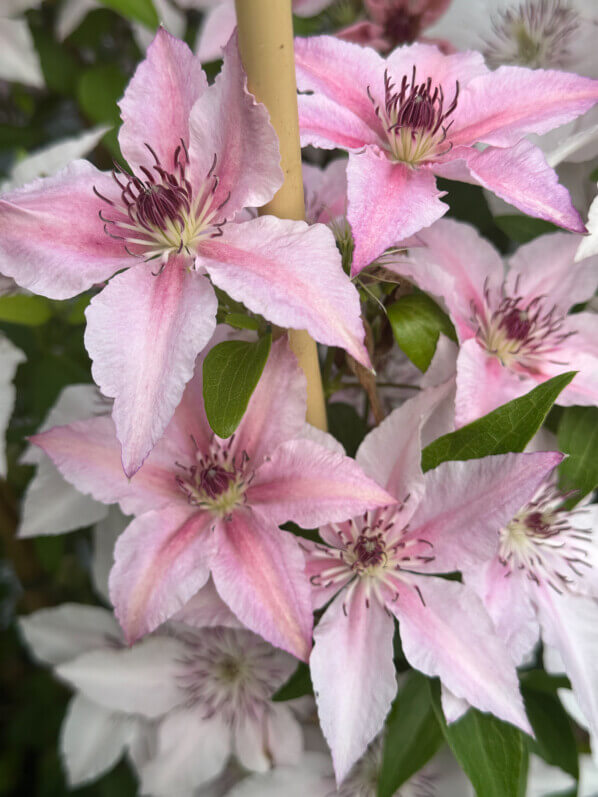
368,68,459,165
175,627,290,725
474,291,574,369
498,483,592,594
483,0,580,69
94,141,229,273
175,436,252,517
352,532,389,572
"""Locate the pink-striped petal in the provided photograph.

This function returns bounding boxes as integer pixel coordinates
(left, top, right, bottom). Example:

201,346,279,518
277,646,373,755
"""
388,577,531,733
348,148,448,274
230,338,306,467
85,258,217,476
188,34,282,217
118,28,207,172
109,506,212,642
0,161,125,299
195,0,236,62
408,450,564,573
199,215,370,367
303,159,348,225
31,416,182,516
247,438,395,528
311,583,396,783
386,43,488,91
209,512,313,661
170,578,242,630
298,93,381,151
506,233,598,313
459,140,586,232
451,66,598,148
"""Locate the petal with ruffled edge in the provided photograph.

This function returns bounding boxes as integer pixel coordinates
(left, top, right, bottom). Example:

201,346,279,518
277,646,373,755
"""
348,148,448,275
451,66,598,148
199,216,370,367
209,511,313,661
85,258,217,476
118,28,207,172
294,35,385,135
408,450,564,573
0,161,126,299
453,140,586,232
297,93,382,151
465,560,540,665
388,577,531,733
228,337,306,468
19,604,121,666
30,415,184,516
385,44,488,92
506,233,598,314
56,636,188,717
188,34,282,217
536,586,598,738
109,506,212,642
140,708,231,796
310,582,396,783
454,338,537,427
247,439,395,528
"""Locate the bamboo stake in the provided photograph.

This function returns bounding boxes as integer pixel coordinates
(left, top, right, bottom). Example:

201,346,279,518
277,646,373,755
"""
234,0,328,431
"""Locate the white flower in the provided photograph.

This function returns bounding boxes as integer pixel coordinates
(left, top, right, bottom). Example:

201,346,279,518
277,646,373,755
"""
0,0,43,87
0,336,24,478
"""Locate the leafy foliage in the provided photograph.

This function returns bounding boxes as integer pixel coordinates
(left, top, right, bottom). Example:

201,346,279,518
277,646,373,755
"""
388,293,456,372
557,406,598,506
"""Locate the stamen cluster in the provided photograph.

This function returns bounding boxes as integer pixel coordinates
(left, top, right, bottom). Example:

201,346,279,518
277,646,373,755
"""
369,68,459,165
483,0,580,69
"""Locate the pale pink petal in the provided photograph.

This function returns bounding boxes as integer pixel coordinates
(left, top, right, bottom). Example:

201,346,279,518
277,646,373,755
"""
294,35,385,135
441,686,470,724
266,704,304,766
19,604,121,666
465,560,540,665
294,0,332,14
388,577,531,733
140,709,230,795
230,338,306,466
348,148,448,274
234,716,270,773
85,258,217,476
408,451,564,573
356,385,451,508
118,28,207,171
60,695,137,787
536,587,598,738
199,216,370,367
460,140,586,232
170,578,242,629
454,339,537,426
310,583,396,782
189,35,282,216
209,513,313,661
336,20,388,50
247,439,395,527
452,67,598,148
386,44,488,90
109,507,212,642
195,0,236,62
507,233,598,313
402,217,504,337
302,540,352,610
56,636,188,717
223,752,332,796
298,93,381,150
303,159,348,225
539,313,598,406
30,416,183,516
0,162,125,299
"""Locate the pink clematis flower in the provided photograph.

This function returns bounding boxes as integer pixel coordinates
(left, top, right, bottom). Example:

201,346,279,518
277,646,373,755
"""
31,338,394,660
294,34,598,273
0,30,369,477
301,388,562,781
464,472,598,742
392,218,598,425
337,0,452,54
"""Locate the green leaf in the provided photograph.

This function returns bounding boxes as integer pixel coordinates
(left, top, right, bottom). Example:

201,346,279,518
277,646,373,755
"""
327,402,368,457
430,682,529,797
0,296,52,326
77,64,126,157
494,215,559,243
97,0,159,28
272,662,313,701
522,686,579,778
557,406,598,507
377,672,443,797
223,313,260,332
388,293,456,372
520,670,571,693
421,372,576,472
203,334,272,438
